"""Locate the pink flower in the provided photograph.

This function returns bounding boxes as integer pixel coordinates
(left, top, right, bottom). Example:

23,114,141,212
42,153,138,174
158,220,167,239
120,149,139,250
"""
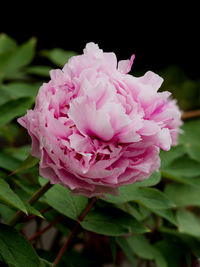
18,43,182,197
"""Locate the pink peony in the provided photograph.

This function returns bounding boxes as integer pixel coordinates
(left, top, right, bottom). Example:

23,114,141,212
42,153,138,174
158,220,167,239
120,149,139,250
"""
18,43,182,197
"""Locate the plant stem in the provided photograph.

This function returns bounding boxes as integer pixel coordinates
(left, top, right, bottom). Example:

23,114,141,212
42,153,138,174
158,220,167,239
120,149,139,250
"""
29,216,63,241
8,181,52,227
53,197,97,267
181,109,200,120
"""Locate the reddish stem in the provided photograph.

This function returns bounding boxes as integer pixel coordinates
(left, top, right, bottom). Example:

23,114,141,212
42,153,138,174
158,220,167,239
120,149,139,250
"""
53,197,97,267
22,207,52,222
29,216,63,241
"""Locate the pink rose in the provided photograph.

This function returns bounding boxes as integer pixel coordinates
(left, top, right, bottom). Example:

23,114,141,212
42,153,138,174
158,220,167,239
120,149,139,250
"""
18,43,182,197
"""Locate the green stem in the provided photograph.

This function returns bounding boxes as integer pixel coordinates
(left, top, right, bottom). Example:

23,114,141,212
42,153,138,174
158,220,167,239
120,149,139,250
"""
8,181,52,227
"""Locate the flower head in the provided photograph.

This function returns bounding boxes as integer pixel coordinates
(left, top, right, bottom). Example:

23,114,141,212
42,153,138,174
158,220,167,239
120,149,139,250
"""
18,43,182,197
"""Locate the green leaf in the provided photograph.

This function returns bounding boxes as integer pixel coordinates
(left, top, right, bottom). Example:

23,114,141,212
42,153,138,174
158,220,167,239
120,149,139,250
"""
122,202,144,221
162,155,200,178
39,258,53,267
0,178,27,213
81,207,148,236
154,239,182,267
179,119,200,146
147,206,177,225
116,237,136,266
176,209,200,237
0,34,17,54
0,203,16,223
160,144,186,169
127,235,167,267
5,37,36,75
164,183,200,207
1,82,40,99
23,201,43,219
0,51,14,75
3,145,31,161
0,97,33,127
104,187,175,209
0,223,40,267
134,171,161,187
42,183,88,220
185,143,200,163
10,154,39,176
159,227,200,258
0,152,21,171
40,48,77,67
26,66,51,77
162,169,200,190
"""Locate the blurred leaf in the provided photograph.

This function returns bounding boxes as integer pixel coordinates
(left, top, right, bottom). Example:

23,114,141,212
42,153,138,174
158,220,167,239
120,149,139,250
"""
159,65,187,87
159,227,200,259
3,145,31,161
0,152,21,171
185,143,200,163
123,202,144,221
103,173,162,204
81,207,149,236
104,187,175,209
109,237,117,264
0,223,40,267
10,154,39,176
179,119,200,146
148,207,177,225
41,182,88,220
177,209,200,237
0,178,27,214
178,80,200,110
15,179,40,196
0,34,17,54
162,155,200,177
0,97,33,127
185,251,191,267
1,82,40,99
116,236,136,267
39,258,53,267
127,235,167,267
178,119,200,162
161,170,200,188
0,125,15,145
0,170,7,179
160,144,186,169
5,37,36,76
26,66,51,77
0,203,16,222
0,51,14,75
165,183,200,207
134,171,161,187
40,48,77,67
154,239,182,267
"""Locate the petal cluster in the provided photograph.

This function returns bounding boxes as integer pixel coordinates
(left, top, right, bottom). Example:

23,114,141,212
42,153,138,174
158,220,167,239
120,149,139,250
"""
18,43,182,197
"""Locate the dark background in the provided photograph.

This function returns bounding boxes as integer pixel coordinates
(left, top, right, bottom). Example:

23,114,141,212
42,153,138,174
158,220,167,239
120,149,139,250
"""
1,4,199,79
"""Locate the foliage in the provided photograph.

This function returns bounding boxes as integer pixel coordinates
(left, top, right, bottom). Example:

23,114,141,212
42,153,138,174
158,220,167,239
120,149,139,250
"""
0,33,200,267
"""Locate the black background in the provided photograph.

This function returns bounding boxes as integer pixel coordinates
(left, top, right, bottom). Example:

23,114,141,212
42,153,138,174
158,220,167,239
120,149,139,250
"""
1,3,199,79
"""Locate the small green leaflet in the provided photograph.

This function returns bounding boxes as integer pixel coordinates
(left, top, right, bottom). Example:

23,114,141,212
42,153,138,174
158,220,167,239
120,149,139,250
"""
0,178,27,214
40,48,77,67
